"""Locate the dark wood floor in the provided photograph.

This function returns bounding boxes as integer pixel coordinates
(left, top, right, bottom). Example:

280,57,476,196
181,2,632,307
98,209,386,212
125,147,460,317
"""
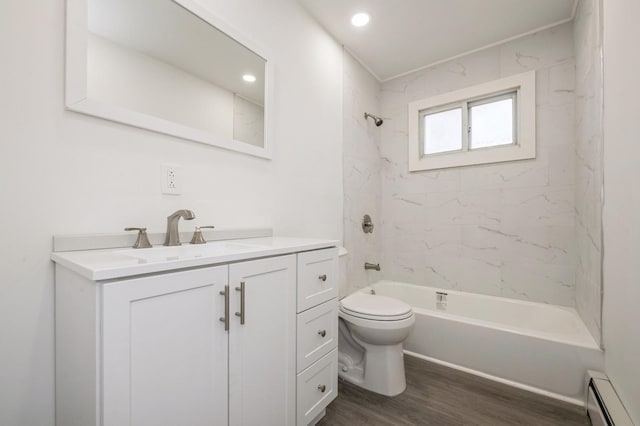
318,355,589,426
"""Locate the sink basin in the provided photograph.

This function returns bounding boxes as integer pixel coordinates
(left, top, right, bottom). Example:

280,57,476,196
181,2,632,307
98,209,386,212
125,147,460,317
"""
117,241,259,262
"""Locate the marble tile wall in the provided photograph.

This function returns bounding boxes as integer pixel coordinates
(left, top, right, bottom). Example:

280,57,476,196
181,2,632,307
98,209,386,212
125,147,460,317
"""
233,95,264,147
342,50,383,296
378,23,578,306
574,0,603,344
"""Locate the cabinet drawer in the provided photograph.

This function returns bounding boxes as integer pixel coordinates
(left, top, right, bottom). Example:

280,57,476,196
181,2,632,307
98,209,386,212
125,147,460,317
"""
296,349,338,426
297,299,338,373
297,248,338,312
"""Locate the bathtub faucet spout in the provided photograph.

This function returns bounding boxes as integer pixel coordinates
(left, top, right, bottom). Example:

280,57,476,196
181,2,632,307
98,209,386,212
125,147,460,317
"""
364,262,381,271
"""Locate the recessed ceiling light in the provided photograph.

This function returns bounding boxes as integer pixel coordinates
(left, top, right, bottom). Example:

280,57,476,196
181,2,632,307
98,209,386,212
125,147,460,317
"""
351,12,370,27
242,74,256,83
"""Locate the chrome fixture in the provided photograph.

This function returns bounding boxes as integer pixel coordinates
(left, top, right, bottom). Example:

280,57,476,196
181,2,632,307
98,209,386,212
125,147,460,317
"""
219,285,229,331
235,281,246,325
362,214,374,234
364,112,384,127
124,227,152,249
164,209,195,246
190,225,216,244
364,262,381,271
319,274,327,282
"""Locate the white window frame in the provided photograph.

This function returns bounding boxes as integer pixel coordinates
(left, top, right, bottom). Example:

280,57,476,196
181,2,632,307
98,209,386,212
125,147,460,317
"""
408,71,535,171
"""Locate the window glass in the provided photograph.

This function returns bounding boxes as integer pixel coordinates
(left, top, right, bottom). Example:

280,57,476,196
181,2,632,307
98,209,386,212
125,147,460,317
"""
469,96,514,149
423,108,462,155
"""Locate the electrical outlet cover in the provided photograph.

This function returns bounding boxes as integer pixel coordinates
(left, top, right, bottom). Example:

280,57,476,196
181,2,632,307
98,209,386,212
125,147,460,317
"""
162,164,181,195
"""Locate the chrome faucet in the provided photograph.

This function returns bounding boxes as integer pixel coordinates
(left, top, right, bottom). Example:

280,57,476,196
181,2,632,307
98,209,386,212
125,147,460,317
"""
364,262,381,271
164,209,195,246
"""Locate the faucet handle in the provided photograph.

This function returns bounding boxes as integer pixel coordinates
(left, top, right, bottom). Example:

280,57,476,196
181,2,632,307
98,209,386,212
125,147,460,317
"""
124,228,152,249
190,226,216,245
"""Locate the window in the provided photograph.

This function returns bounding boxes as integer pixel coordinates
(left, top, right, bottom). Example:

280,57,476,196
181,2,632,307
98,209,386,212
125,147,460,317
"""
422,107,462,154
468,92,515,149
409,71,535,171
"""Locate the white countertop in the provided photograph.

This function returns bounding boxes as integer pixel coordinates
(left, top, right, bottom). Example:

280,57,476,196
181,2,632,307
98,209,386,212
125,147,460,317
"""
51,237,339,281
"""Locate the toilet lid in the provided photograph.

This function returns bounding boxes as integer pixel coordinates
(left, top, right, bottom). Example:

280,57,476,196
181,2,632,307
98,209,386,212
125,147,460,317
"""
340,293,412,318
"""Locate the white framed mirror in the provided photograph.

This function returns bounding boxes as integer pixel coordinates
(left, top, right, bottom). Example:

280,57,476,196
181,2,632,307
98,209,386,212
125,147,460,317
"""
66,0,274,159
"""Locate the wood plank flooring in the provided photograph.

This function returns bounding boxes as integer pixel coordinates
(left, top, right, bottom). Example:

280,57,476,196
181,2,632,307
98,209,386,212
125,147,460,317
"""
318,355,589,426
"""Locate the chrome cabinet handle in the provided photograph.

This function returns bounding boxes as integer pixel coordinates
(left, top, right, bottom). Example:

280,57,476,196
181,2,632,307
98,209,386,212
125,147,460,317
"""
318,274,327,282
318,330,326,338
235,281,245,325
219,285,229,331
317,385,326,393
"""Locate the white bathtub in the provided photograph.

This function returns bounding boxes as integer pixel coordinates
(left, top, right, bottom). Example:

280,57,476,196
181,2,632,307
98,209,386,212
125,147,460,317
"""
362,280,604,405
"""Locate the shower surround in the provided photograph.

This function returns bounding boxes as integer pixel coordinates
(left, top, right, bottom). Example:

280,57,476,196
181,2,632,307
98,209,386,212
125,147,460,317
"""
343,14,603,344
342,50,382,296
344,23,579,307
378,23,577,307
573,0,603,345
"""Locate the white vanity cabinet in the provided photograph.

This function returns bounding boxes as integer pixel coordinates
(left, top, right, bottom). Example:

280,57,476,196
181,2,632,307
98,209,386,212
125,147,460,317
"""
295,248,339,426
53,238,338,426
57,255,296,426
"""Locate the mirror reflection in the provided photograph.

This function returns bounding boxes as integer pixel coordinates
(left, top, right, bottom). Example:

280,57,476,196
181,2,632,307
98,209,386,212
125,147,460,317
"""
87,0,266,147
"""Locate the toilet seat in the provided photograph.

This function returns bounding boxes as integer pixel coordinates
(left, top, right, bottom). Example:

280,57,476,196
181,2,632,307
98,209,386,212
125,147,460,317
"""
339,307,414,321
340,293,413,321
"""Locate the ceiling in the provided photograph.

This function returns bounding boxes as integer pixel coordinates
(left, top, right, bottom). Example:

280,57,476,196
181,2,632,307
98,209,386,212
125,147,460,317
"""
299,0,577,81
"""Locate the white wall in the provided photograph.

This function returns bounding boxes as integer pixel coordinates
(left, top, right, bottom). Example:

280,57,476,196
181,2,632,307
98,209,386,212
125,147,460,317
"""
573,0,603,345
0,0,343,424
378,24,577,306
602,0,640,422
342,51,382,296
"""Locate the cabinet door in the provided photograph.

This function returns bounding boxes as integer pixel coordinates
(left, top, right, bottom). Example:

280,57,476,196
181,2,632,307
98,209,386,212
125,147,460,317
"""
102,266,229,426
229,255,296,426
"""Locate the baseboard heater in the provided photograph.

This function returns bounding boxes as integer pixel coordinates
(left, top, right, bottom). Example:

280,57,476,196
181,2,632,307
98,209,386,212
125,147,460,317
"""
586,371,634,426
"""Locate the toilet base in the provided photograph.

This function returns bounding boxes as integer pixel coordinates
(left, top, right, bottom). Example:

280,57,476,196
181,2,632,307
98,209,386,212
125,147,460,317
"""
338,341,407,397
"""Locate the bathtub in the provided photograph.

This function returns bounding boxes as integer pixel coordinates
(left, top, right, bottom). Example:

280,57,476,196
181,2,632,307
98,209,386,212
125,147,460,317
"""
361,280,604,405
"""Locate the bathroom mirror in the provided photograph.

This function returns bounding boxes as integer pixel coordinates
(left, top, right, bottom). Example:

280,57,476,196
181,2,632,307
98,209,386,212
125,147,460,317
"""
66,0,273,159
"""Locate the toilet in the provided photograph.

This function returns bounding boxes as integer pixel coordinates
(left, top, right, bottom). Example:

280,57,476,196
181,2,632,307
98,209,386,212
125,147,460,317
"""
337,290,415,396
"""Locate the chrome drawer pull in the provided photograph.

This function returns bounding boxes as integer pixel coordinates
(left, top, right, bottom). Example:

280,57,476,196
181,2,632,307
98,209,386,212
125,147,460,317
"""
317,384,326,393
318,274,327,282
318,330,326,338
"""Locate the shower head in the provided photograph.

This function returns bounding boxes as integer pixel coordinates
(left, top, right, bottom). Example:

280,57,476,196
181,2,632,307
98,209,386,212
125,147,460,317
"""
364,112,384,127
